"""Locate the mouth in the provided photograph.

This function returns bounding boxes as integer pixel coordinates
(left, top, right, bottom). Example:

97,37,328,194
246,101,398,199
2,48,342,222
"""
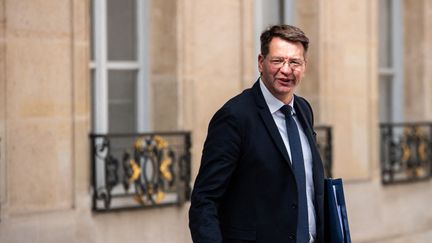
276,77,296,86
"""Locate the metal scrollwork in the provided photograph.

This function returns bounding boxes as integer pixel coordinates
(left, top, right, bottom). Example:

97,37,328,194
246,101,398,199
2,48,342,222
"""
380,123,432,184
123,135,176,205
93,137,118,209
90,132,191,211
315,126,333,178
399,128,430,178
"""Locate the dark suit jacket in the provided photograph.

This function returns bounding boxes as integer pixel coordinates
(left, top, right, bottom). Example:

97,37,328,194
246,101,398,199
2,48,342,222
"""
189,81,325,243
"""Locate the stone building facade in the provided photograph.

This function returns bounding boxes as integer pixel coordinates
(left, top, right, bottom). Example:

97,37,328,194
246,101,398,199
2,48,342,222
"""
1,0,432,242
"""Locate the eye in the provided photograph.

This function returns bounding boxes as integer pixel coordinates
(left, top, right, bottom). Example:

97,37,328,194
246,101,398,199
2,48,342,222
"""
270,59,284,65
290,60,303,66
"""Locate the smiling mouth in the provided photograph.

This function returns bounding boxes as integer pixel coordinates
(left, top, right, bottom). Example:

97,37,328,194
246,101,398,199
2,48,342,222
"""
276,78,296,84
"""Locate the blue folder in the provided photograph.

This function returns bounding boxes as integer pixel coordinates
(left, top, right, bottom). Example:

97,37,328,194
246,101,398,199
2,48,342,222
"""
324,178,351,243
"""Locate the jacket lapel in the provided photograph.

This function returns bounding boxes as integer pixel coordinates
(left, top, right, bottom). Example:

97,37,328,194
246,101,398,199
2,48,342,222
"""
252,81,292,166
294,98,316,149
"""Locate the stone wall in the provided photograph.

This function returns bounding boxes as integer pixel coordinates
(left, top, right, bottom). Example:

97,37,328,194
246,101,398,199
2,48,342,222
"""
404,0,425,121
0,0,254,242
0,0,6,209
1,0,432,242
150,0,179,131
177,0,255,178
317,0,378,180
5,0,75,214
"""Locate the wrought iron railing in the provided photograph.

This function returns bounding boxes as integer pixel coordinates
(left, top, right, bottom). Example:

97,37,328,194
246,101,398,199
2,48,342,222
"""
90,132,191,212
315,126,333,178
380,122,432,184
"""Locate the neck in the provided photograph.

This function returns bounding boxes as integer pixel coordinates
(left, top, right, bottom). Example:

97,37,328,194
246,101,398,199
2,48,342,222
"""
276,93,294,105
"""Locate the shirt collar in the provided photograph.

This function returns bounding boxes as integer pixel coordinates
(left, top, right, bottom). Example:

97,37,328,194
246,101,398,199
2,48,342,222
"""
259,78,295,115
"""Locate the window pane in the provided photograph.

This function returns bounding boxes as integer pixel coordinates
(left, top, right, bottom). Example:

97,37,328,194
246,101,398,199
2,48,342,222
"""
378,0,393,68
379,75,393,122
107,0,137,61
108,71,137,133
262,0,283,27
90,69,96,130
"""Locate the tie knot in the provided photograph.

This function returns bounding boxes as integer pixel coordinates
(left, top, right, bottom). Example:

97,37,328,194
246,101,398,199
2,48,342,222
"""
280,105,293,117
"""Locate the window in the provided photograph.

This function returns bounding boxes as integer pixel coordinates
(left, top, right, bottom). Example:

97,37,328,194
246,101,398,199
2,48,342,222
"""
90,0,150,134
255,0,295,30
255,0,296,74
378,0,404,123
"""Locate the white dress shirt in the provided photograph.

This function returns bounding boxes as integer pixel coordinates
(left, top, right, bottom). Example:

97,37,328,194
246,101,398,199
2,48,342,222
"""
260,80,316,242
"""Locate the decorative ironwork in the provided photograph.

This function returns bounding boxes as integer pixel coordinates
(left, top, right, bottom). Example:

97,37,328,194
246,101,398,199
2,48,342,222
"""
315,126,333,178
90,132,191,212
380,122,432,184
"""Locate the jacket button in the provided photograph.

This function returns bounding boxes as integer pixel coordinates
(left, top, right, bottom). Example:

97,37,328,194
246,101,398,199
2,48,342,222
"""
289,234,296,240
291,203,297,209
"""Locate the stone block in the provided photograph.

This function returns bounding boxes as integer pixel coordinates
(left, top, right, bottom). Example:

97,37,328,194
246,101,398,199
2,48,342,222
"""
7,0,71,37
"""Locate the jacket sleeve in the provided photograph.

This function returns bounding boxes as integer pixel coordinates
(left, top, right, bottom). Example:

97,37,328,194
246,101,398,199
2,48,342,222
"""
189,105,242,243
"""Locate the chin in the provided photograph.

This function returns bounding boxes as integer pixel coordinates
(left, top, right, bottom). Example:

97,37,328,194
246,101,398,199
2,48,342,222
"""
274,88,292,96
276,85,295,93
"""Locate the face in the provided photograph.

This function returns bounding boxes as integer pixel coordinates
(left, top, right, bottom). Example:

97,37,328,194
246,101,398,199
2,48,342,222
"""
258,37,306,104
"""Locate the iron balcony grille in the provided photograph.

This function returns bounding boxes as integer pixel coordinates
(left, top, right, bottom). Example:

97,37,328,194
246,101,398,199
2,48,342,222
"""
315,126,333,178
90,132,191,212
380,122,432,184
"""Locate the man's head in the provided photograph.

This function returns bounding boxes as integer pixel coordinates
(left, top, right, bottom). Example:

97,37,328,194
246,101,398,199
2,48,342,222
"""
258,25,309,104
260,25,309,59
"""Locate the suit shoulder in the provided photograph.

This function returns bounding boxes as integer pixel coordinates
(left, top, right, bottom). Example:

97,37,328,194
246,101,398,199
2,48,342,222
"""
220,87,255,114
208,87,255,129
295,95,315,126
296,95,312,108
296,95,313,113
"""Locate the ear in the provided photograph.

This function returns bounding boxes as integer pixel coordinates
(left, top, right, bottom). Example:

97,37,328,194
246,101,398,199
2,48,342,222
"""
258,54,264,73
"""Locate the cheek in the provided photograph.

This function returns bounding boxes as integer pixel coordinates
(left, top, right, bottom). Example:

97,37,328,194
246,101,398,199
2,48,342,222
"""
295,71,305,80
263,65,277,77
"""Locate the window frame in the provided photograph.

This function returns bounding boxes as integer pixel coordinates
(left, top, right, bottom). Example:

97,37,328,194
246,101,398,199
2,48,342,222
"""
378,0,404,123
90,0,151,134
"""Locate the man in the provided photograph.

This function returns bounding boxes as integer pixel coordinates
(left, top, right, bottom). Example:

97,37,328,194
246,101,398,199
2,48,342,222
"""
189,25,325,243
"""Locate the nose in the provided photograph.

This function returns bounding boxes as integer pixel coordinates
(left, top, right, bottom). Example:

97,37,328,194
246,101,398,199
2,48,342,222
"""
279,61,293,75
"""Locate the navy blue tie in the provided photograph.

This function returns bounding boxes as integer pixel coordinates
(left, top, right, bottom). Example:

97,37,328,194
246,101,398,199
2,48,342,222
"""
280,105,309,243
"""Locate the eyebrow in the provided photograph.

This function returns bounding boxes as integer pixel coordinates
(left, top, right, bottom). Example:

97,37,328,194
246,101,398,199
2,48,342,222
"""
269,56,304,60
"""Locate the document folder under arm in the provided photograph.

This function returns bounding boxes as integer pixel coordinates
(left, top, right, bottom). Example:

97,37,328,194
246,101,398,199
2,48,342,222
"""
324,178,351,243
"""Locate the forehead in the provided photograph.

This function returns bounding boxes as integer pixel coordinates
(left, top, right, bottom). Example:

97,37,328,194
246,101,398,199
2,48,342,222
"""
268,37,305,57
